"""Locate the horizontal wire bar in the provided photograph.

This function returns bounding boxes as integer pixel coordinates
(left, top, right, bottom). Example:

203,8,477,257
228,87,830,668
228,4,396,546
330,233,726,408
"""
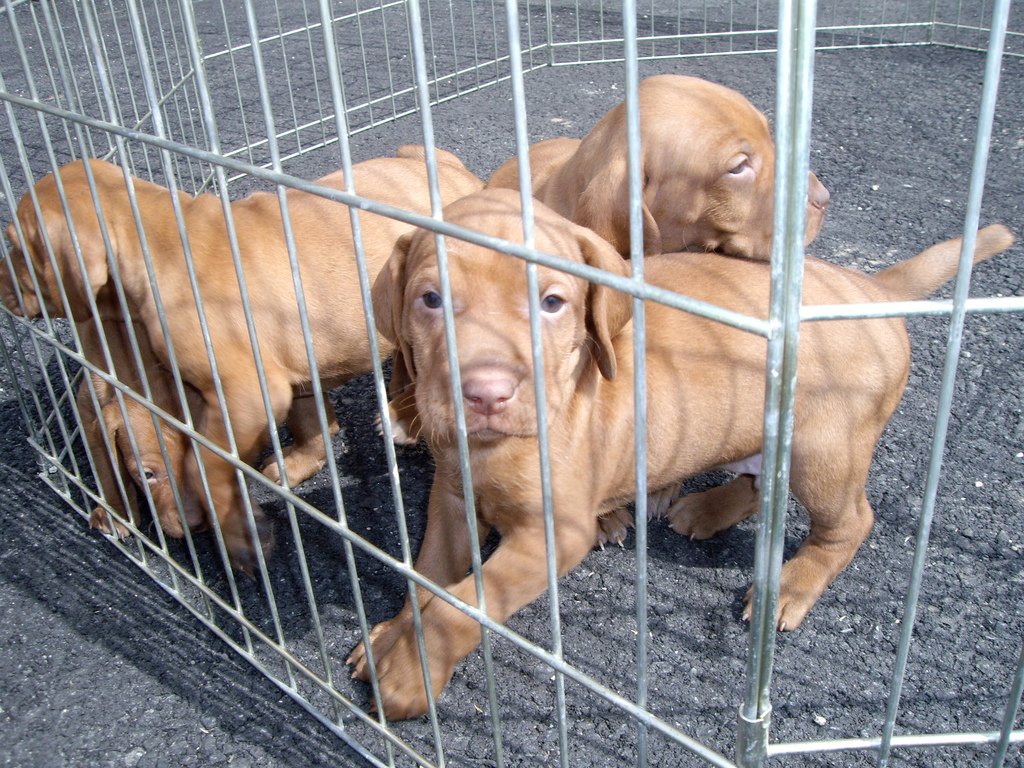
770,729,1024,756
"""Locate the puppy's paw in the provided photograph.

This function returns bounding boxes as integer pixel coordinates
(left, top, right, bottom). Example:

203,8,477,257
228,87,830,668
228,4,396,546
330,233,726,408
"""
89,506,133,539
347,614,409,682
348,610,454,721
595,507,633,548
666,475,759,540
647,484,681,520
741,558,828,632
373,411,419,446
260,447,326,487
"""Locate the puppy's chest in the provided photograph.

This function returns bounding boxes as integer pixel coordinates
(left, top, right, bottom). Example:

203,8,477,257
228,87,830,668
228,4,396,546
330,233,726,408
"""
467,439,606,529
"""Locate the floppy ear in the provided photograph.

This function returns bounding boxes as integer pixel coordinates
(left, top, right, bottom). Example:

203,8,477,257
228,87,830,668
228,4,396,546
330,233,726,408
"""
372,230,418,396
572,156,663,257
53,201,112,320
573,224,633,380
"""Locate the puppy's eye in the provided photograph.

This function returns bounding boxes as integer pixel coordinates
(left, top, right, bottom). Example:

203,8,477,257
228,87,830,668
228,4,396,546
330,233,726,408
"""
421,291,443,310
540,295,566,313
728,156,752,176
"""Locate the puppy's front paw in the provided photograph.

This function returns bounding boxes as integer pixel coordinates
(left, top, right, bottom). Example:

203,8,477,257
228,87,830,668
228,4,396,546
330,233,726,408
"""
89,506,132,539
373,410,419,446
348,611,453,721
260,447,326,487
347,613,409,682
595,507,633,548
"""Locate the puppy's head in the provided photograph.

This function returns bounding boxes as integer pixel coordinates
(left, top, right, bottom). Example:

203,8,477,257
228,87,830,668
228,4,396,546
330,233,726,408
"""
105,397,206,538
569,74,829,261
372,189,631,445
3,160,117,320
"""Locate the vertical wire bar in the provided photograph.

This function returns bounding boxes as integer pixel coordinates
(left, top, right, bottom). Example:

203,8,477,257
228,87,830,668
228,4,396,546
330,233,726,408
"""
738,0,816,764
877,0,1010,764
71,0,197,574
445,0,462,95
402,1,459,759
314,3,407,755
120,0,256,638
620,0,649,762
3,1,134,535
94,0,147,172
235,0,344,686
375,0,402,120
992,640,1024,768
928,0,940,43
0,313,41,449
33,1,78,151
26,2,77,156
354,0,378,125
74,0,201,581
297,0,330,149
214,0,257,168
78,0,214,585
268,0,304,155
180,0,340,693
0,108,67,473
408,0,495,760
544,0,552,66
504,0,560,762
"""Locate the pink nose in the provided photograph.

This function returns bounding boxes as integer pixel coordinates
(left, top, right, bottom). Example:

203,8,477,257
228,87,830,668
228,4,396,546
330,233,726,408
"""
463,370,516,415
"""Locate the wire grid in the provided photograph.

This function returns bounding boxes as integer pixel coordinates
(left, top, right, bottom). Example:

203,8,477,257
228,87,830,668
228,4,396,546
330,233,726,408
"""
1,0,1023,766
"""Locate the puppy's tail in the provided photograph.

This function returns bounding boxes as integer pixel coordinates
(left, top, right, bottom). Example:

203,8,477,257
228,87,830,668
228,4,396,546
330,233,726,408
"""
873,224,1014,300
395,144,470,171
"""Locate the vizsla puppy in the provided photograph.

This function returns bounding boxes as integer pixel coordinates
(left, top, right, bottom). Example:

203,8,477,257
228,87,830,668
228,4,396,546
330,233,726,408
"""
351,188,1012,718
2,150,483,571
487,73,830,259
76,317,205,540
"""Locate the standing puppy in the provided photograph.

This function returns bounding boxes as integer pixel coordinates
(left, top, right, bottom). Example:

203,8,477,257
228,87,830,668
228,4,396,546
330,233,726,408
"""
2,150,483,572
350,189,1012,719
487,73,830,258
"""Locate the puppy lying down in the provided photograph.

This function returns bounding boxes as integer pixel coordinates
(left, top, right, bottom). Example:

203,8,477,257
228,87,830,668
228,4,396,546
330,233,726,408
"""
350,188,1013,719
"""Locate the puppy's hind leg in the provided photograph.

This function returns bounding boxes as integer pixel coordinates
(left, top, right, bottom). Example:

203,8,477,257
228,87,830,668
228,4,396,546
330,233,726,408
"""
746,431,878,631
665,474,760,540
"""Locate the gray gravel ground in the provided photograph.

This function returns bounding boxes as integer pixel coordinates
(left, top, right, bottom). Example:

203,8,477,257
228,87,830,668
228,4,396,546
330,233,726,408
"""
1,11,1023,768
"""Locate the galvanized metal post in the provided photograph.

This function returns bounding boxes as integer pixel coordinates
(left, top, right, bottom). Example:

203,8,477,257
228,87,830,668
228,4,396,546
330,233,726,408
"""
737,0,818,764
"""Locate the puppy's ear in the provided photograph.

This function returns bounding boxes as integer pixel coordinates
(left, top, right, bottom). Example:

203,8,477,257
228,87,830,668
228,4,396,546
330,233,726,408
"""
574,225,632,380
573,157,662,257
372,230,418,392
28,194,111,320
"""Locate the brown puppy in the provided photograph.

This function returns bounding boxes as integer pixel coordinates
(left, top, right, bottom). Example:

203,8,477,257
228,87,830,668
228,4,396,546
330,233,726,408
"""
77,318,205,539
487,73,830,259
351,188,1012,718
2,151,483,572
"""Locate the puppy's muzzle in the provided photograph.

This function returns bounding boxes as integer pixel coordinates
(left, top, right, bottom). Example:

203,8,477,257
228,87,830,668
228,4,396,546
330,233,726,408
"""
808,172,831,212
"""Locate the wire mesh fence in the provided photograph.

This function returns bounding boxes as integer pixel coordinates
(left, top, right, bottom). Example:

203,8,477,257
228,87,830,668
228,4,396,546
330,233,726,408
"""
1,0,1022,766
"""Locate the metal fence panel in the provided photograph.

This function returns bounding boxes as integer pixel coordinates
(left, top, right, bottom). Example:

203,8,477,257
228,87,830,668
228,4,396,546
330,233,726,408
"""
1,0,1022,766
